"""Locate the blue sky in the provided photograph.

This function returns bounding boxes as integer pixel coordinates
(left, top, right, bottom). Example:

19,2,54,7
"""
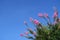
0,0,60,40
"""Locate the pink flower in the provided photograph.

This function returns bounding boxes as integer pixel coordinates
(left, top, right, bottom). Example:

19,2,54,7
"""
25,32,29,35
24,21,27,25
44,13,48,18
38,13,43,17
30,17,33,22
53,11,58,18
20,34,24,36
34,19,39,25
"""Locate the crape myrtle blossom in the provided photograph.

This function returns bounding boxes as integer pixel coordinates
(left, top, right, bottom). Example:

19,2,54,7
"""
20,8,60,40
38,13,49,18
33,19,40,25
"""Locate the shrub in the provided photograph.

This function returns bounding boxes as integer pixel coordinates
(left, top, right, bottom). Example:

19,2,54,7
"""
20,9,60,40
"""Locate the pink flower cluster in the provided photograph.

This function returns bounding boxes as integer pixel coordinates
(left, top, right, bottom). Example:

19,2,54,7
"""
38,13,48,18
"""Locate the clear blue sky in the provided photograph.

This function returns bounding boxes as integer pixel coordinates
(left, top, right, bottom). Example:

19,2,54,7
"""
0,0,60,40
